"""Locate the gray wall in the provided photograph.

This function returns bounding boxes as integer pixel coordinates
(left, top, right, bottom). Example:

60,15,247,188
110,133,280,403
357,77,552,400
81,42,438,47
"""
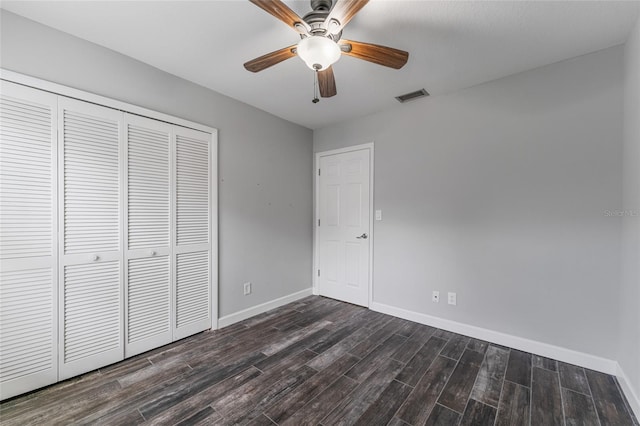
314,47,624,359
0,10,313,318
620,16,640,400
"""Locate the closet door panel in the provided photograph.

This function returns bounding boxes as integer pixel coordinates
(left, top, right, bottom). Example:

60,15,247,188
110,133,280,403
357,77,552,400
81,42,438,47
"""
124,114,172,356
59,97,123,380
63,261,120,365
173,128,212,340
127,255,171,352
0,81,58,400
176,250,209,329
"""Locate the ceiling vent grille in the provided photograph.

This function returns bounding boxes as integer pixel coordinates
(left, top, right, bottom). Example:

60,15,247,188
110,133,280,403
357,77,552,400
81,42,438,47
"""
395,89,429,103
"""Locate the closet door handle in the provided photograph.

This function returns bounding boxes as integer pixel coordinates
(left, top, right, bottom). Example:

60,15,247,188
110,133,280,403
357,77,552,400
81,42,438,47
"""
92,255,99,261
150,251,156,256
356,233,368,239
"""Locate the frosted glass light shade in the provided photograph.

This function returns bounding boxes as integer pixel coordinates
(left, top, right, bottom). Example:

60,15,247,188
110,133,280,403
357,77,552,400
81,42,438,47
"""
297,36,341,71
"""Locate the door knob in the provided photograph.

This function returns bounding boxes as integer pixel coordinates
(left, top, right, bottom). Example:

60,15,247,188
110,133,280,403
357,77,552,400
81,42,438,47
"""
92,255,99,261
150,250,156,256
356,233,368,239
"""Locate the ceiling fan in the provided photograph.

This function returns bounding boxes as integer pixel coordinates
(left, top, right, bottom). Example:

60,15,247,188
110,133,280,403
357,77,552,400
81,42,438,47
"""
244,0,409,100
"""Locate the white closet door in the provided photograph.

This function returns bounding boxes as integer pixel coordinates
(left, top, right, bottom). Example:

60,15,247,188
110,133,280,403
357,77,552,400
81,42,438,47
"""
124,114,172,357
0,81,58,400
173,127,212,340
58,98,123,380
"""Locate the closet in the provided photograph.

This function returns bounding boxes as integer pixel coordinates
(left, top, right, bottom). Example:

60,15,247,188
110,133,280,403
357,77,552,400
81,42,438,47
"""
0,78,217,400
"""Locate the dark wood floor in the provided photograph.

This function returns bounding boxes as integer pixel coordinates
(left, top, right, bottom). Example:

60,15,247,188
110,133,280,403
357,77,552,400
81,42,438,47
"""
1,296,637,426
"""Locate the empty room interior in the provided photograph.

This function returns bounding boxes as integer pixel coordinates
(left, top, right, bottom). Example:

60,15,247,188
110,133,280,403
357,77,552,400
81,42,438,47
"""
1,0,639,424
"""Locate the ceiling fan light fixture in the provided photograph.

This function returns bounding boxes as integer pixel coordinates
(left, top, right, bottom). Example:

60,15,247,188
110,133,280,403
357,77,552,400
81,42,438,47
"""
297,35,341,71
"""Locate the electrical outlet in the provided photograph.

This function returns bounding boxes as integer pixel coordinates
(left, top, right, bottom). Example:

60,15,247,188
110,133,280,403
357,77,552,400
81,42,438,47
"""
432,291,439,303
448,292,457,305
243,282,251,295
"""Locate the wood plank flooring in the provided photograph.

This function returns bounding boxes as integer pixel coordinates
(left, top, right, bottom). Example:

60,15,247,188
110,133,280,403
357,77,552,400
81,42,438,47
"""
1,296,637,426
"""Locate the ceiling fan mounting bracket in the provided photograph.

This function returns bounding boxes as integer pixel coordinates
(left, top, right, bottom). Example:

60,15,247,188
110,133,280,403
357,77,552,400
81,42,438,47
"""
310,0,332,11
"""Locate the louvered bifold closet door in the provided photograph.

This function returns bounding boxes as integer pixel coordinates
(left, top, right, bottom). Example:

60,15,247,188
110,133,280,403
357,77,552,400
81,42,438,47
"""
0,81,58,400
173,127,212,340
124,114,172,357
58,98,123,380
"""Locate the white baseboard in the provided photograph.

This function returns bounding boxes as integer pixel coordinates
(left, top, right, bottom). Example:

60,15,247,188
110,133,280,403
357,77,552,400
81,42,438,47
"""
617,363,640,421
218,288,313,328
370,301,618,375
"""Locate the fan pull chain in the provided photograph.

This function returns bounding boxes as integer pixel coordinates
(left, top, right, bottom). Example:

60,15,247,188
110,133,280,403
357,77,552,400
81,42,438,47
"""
312,70,320,104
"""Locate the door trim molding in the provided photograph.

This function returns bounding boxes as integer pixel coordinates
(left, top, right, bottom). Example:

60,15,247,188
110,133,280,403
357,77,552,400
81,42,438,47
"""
0,69,216,135
313,142,374,307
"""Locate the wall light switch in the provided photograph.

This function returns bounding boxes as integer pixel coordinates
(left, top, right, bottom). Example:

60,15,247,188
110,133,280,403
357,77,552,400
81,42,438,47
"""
448,292,457,305
375,210,382,221
243,282,251,295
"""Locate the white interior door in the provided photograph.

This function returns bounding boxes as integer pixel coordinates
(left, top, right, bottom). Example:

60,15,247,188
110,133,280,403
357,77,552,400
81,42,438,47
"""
317,147,371,307
124,114,172,357
0,81,58,400
58,97,124,380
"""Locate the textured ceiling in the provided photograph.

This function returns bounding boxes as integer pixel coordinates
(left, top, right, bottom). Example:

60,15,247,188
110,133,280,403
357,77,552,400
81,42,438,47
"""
2,1,639,129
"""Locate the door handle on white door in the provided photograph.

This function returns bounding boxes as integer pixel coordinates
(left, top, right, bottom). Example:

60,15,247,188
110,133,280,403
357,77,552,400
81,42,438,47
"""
356,233,368,239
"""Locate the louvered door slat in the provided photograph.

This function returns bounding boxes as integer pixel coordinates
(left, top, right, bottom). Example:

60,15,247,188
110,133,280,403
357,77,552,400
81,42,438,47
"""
63,107,120,255
0,268,54,380
0,97,53,261
0,81,58,400
124,114,172,357
59,98,123,380
176,251,209,327
173,128,212,340
176,135,209,246
127,256,170,344
127,122,170,249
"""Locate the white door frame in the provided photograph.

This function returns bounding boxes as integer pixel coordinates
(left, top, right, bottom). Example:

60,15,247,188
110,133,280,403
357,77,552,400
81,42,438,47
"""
313,142,374,308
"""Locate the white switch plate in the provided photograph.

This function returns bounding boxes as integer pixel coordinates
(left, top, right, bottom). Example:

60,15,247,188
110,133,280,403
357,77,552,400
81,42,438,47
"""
448,292,457,305
243,282,251,295
375,210,382,221
432,291,439,303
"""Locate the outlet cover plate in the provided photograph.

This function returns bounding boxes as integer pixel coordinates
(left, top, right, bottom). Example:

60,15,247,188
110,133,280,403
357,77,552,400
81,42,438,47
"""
448,292,456,305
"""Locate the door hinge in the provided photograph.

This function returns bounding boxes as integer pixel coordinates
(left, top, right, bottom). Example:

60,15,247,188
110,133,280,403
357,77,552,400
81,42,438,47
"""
318,169,321,176
318,219,320,226
317,269,320,277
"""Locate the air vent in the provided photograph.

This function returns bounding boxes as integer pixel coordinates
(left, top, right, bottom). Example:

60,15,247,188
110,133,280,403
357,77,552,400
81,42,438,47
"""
395,89,429,103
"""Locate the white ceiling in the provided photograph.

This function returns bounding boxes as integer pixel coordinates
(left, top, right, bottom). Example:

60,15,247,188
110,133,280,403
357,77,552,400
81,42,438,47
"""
2,1,639,129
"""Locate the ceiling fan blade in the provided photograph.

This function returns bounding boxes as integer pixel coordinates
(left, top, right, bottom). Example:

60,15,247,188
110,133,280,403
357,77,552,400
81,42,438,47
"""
244,45,297,72
249,0,310,33
325,0,369,33
318,67,337,98
339,39,409,69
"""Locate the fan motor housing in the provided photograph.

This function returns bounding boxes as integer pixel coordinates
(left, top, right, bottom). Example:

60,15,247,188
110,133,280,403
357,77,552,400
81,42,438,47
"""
303,0,341,40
